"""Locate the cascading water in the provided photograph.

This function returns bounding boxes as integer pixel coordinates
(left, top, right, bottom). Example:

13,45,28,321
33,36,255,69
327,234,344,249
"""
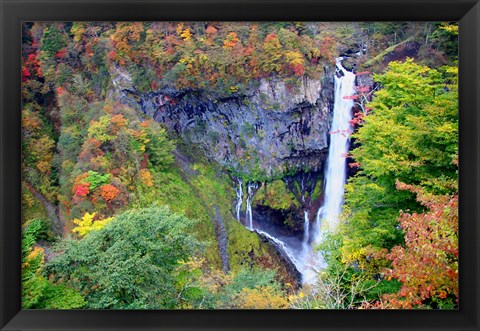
235,178,243,221
243,181,304,275
245,182,258,230
301,58,355,284
254,229,303,272
314,58,355,236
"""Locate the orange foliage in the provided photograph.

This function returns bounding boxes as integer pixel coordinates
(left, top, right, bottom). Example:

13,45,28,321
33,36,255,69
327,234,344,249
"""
139,169,154,187
100,184,121,202
319,36,336,63
110,114,128,133
223,32,240,49
372,182,458,309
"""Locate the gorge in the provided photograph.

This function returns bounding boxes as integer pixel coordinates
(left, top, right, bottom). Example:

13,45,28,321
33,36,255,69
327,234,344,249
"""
21,21,459,309
117,55,358,284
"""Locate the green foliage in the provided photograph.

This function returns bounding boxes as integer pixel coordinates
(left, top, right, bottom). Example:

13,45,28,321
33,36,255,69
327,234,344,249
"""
40,24,68,58
341,59,458,262
200,267,286,309
226,220,271,273
253,180,299,210
142,124,175,170
87,115,115,143
23,271,86,309
316,59,458,309
22,219,47,256
45,207,203,308
22,220,85,309
84,171,110,190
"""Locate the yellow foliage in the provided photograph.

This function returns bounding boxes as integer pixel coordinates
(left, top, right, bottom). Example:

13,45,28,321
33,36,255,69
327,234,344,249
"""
72,212,114,237
139,169,154,187
440,23,458,35
36,161,51,174
340,242,366,264
176,23,185,36
236,286,289,309
223,32,240,49
197,269,233,294
180,28,192,41
27,246,45,262
23,190,36,208
70,23,87,43
22,110,42,130
285,50,304,66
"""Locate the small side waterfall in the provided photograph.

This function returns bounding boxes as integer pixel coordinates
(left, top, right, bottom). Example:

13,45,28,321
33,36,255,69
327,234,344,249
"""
254,229,303,273
245,182,258,230
243,181,304,277
235,178,243,221
302,211,309,253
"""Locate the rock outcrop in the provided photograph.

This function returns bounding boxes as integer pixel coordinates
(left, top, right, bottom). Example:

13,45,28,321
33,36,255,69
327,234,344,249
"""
112,65,336,179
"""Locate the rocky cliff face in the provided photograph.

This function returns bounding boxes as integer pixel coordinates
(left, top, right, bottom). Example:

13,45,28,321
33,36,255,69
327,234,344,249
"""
111,64,336,179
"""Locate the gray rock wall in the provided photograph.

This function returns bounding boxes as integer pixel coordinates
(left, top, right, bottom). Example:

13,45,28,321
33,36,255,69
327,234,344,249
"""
113,65,336,179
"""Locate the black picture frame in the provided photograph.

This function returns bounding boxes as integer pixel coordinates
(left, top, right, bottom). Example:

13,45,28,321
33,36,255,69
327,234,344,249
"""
1,0,479,330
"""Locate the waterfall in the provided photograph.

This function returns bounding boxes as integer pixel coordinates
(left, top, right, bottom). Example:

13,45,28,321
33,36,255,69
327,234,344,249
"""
235,178,243,221
302,210,309,253
314,58,355,236
246,182,258,230
303,58,355,284
231,58,355,285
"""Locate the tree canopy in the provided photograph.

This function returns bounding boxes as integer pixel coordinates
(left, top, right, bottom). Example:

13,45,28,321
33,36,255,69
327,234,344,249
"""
45,207,203,309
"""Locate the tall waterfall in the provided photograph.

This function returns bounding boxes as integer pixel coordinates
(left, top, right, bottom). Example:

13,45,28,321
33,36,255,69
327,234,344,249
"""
314,58,355,237
302,58,355,284
235,179,243,221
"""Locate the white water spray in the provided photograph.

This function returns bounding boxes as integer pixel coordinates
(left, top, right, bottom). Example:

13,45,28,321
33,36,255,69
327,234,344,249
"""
235,178,243,221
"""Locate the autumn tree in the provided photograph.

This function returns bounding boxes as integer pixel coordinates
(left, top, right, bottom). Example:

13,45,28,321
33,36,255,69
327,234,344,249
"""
372,183,458,309
341,59,458,267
